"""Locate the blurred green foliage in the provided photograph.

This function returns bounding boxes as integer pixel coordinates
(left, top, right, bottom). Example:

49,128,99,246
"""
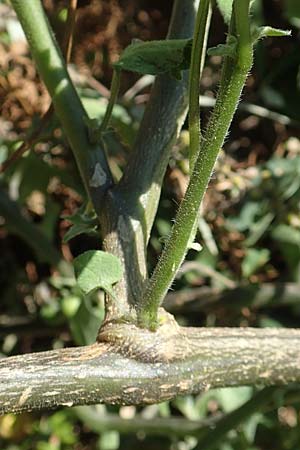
1,0,300,449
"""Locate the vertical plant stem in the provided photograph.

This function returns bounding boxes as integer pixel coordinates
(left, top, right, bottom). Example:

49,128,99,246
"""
100,69,121,133
138,0,253,329
11,0,113,213
189,0,211,170
101,0,199,321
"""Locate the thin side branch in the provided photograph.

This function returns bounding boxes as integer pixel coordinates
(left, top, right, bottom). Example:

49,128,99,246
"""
0,106,53,173
164,283,300,314
138,0,253,328
74,386,282,439
63,0,78,63
1,0,78,174
1,324,300,414
11,0,113,212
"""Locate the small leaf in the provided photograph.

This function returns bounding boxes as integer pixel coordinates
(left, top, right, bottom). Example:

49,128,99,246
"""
272,224,300,246
244,212,275,246
207,36,237,58
114,39,192,77
68,297,104,345
63,223,98,243
242,248,270,278
63,205,98,243
213,386,253,413
74,250,123,294
216,0,233,24
252,26,291,43
227,201,261,232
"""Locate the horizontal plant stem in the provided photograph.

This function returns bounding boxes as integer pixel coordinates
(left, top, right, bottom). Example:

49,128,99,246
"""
1,325,300,414
75,385,283,438
74,406,217,438
11,0,113,212
138,0,253,329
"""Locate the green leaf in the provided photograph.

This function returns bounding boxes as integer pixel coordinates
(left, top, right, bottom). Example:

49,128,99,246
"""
74,250,123,294
173,396,200,420
216,0,233,24
114,39,192,78
213,386,253,413
245,212,274,246
98,431,120,450
252,26,291,43
68,296,104,345
207,36,237,58
227,201,261,232
272,224,300,246
242,248,270,278
63,223,98,242
63,205,98,243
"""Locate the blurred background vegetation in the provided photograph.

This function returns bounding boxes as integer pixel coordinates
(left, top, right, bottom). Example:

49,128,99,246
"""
1,0,300,449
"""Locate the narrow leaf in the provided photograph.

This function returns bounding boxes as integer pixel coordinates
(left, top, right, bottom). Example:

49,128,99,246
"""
216,0,233,24
207,36,237,58
63,205,98,243
114,39,192,78
63,223,98,243
252,26,291,43
242,248,270,278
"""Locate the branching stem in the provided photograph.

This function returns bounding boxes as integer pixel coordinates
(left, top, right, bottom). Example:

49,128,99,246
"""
138,0,252,329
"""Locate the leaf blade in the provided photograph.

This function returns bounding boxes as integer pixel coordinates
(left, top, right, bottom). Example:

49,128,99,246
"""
74,250,123,294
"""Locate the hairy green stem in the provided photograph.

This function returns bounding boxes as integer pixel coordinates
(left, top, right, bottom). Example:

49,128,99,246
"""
234,0,252,70
184,0,212,280
11,0,113,213
100,69,121,133
189,0,211,170
138,0,253,329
